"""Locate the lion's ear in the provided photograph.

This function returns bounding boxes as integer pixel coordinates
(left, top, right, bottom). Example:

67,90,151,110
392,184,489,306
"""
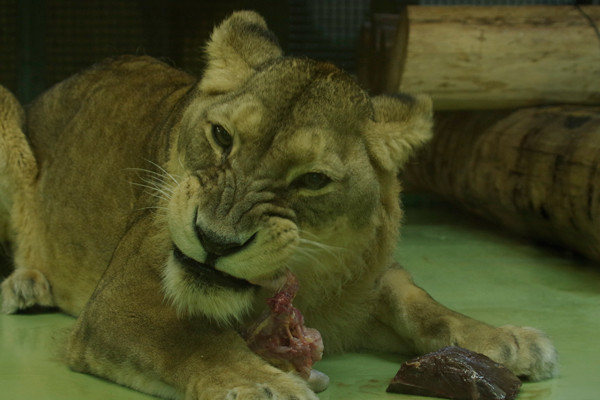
199,11,283,94
364,94,433,172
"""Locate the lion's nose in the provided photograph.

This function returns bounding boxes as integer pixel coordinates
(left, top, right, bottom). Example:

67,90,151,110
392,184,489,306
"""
195,225,255,262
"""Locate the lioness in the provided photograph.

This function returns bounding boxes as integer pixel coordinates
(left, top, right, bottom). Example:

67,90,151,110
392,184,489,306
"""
0,11,556,400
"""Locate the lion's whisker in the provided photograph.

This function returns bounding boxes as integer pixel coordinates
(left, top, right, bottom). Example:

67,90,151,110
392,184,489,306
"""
143,159,180,185
135,205,169,213
299,231,347,250
129,181,173,202
126,163,181,206
299,237,345,252
298,230,320,240
298,237,347,260
139,176,175,194
127,167,176,184
291,247,329,270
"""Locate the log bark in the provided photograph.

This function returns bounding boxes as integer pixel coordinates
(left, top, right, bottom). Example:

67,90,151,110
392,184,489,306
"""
403,106,600,262
359,6,600,110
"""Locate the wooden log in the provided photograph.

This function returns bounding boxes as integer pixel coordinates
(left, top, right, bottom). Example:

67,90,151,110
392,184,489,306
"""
403,106,600,262
359,6,600,110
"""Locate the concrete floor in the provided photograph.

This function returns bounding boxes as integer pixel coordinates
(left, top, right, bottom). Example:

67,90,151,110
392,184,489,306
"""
1,195,599,399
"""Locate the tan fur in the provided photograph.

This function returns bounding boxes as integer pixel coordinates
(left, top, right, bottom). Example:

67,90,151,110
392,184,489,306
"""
0,11,556,400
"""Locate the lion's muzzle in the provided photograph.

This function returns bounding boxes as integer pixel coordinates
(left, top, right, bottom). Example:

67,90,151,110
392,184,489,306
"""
172,244,255,291
195,224,257,263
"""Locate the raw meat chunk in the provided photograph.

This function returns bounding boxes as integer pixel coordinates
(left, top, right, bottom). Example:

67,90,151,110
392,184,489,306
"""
386,346,521,400
243,271,324,381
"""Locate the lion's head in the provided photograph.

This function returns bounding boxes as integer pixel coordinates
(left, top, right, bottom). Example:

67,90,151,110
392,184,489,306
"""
158,12,432,323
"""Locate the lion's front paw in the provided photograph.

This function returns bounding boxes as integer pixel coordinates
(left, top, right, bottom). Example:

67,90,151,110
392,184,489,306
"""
1,268,54,313
482,325,558,381
189,370,318,400
224,381,318,400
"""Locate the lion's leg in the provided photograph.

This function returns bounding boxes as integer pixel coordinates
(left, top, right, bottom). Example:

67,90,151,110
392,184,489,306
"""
0,86,51,314
0,85,37,236
370,265,557,381
69,300,317,400
65,215,317,400
0,85,25,241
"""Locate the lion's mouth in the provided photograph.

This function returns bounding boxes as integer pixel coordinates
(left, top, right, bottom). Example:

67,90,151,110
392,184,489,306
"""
172,245,256,291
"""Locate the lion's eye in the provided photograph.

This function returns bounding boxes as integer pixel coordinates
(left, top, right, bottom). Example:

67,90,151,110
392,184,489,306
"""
211,124,233,152
292,172,332,191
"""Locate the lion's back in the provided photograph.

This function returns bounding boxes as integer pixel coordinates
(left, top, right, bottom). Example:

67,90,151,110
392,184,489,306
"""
28,56,195,164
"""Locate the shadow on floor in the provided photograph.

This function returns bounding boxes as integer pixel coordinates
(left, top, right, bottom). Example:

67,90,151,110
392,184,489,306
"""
0,243,13,279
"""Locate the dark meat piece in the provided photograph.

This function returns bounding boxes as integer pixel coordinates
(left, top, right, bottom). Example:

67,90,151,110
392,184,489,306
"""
387,346,521,400
243,271,324,380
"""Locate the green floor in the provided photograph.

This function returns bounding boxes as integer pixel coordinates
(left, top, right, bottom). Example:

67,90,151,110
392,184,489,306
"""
1,196,599,399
